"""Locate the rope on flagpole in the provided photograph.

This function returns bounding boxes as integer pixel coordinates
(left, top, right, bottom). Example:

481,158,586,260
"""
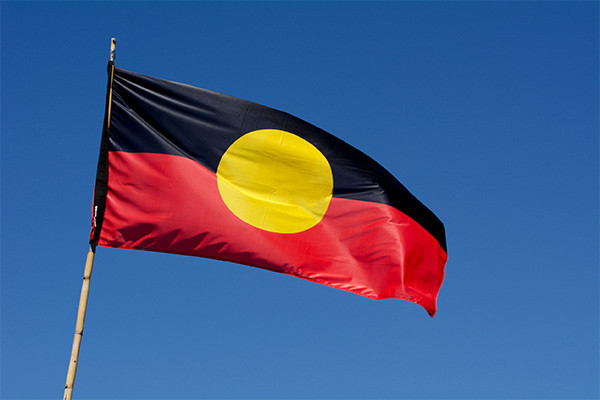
63,37,116,400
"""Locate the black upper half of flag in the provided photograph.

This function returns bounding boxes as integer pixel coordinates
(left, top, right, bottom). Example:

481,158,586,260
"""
108,68,447,253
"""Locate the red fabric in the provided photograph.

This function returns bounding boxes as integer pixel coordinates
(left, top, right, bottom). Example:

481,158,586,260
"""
99,151,447,316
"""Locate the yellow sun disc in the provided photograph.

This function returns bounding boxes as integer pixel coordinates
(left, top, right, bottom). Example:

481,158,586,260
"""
217,129,333,234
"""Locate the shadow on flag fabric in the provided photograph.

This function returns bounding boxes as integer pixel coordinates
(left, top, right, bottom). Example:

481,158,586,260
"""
90,67,448,316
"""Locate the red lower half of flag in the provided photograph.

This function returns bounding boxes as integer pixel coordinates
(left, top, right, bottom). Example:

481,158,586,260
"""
98,151,447,316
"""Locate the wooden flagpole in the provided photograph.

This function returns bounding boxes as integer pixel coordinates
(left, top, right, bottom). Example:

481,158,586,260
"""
63,246,96,400
63,38,116,400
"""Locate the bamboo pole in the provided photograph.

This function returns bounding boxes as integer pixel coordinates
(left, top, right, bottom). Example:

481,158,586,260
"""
63,246,96,400
63,38,116,400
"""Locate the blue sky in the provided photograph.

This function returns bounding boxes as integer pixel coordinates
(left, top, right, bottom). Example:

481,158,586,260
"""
1,1,598,399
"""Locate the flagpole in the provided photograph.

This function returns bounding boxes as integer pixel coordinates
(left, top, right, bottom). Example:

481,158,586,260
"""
63,245,96,400
63,38,116,400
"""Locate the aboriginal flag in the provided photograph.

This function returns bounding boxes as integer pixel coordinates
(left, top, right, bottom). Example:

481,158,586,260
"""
91,67,447,316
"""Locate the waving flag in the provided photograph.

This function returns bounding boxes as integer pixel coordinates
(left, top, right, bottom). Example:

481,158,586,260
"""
91,67,447,316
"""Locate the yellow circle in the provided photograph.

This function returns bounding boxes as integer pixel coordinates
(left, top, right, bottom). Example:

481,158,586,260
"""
216,129,333,234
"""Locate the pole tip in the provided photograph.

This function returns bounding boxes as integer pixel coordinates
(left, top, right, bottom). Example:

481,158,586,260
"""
109,38,117,62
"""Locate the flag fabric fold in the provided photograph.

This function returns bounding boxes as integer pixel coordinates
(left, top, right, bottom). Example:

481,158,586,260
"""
91,67,447,316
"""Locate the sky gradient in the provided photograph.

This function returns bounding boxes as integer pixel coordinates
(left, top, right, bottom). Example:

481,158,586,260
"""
1,2,598,399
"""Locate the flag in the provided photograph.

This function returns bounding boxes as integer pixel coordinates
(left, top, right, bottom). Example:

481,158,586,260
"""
91,67,447,316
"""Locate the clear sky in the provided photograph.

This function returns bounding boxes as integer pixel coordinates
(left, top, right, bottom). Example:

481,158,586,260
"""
1,2,598,399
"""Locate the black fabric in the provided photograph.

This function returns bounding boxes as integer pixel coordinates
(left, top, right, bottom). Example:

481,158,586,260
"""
106,67,446,253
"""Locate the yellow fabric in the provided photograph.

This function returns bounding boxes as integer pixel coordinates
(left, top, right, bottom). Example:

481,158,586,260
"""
217,129,333,233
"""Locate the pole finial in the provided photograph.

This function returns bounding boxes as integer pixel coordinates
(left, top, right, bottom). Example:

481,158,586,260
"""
110,38,117,62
